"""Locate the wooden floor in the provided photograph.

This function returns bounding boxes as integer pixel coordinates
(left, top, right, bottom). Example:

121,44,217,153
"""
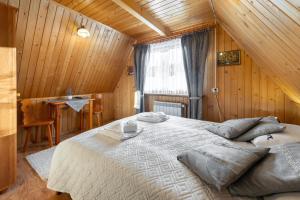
0,141,72,200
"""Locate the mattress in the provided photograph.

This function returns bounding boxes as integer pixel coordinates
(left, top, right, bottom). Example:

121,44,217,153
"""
47,116,254,200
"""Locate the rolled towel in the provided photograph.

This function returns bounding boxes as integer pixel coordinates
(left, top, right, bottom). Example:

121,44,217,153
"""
121,120,138,133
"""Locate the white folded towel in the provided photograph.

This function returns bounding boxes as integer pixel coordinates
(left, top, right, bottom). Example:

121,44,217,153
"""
101,128,143,141
121,120,138,133
137,112,169,123
101,120,142,141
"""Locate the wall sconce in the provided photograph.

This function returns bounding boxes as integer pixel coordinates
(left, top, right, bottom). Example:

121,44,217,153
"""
77,25,90,38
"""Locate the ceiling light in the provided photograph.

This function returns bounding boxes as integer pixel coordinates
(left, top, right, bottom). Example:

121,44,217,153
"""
77,26,90,38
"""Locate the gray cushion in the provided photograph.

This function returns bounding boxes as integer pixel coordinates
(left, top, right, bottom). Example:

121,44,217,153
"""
229,142,300,197
177,143,270,191
235,117,285,142
205,117,262,139
259,116,279,123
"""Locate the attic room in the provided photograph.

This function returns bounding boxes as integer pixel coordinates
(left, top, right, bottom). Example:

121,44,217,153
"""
0,0,300,199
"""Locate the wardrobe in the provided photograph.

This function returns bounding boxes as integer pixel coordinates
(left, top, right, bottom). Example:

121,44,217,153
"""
0,3,17,192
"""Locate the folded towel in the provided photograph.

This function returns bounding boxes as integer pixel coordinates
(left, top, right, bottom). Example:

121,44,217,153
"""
101,127,143,141
137,112,169,123
121,120,138,133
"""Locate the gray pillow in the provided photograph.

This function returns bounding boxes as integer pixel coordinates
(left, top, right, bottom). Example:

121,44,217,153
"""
259,116,279,123
177,143,270,191
205,117,262,139
229,142,300,197
235,117,285,142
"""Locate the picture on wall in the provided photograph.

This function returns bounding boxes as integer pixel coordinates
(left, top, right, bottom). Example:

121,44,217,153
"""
217,50,241,66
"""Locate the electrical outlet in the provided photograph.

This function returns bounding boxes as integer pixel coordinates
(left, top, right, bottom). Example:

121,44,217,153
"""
211,87,219,94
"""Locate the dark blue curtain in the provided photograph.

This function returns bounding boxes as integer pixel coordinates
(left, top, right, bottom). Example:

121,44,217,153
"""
181,30,209,119
134,44,150,113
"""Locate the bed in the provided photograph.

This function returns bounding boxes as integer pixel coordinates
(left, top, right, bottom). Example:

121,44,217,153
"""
47,116,256,200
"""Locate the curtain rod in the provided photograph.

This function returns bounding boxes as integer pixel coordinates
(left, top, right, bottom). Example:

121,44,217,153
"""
135,23,216,45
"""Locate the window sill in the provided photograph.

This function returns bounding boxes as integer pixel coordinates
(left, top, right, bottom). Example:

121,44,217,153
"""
144,93,189,97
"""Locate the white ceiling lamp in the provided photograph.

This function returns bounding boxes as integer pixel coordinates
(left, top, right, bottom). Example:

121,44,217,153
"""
77,25,90,38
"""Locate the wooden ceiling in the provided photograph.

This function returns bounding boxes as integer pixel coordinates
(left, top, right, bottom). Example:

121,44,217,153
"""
2,0,300,106
1,0,134,98
212,0,300,104
55,0,215,41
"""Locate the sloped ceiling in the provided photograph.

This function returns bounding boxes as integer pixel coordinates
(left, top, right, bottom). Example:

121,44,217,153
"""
212,0,300,104
55,0,215,42
2,0,134,98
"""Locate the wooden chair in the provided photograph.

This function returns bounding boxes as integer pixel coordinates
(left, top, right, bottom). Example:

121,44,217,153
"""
83,94,103,128
21,99,54,152
93,94,104,127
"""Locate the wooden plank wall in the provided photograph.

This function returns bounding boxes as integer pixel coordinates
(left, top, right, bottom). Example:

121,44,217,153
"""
113,25,300,125
144,95,189,117
17,93,114,148
212,0,300,104
204,25,300,125
113,52,135,119
0,0,134,98
113,69,135,119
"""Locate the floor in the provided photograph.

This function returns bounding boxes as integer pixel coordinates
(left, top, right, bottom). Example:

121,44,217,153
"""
0,139,73,200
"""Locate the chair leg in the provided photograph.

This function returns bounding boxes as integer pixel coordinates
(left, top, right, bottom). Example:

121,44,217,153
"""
47,125,53,147
34,126,39,143
100,112,103,126
80,110,84,131
23,128,31,152
96,113,100,127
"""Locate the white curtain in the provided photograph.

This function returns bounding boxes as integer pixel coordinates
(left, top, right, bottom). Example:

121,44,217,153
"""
144,38,188,95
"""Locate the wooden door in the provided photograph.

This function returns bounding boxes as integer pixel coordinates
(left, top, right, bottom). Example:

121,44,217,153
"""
0,47,17,191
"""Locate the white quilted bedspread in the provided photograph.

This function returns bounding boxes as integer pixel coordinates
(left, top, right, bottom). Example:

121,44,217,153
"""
47,116,255,200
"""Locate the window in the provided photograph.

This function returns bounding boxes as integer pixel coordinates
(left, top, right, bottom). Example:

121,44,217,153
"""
144,38,188,95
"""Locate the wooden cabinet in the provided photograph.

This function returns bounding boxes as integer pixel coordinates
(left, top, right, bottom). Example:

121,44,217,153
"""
0,47,17,192
0,3,17,192
0,3,15,47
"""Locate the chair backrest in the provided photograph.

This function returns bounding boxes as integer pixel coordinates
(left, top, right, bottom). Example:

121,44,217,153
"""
21,99,50,125
93,94,103,112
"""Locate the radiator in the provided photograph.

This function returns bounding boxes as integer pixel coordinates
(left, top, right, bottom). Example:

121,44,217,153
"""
153,101,185,117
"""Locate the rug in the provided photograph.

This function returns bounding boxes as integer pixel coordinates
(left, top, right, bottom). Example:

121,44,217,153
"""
26,146,56,181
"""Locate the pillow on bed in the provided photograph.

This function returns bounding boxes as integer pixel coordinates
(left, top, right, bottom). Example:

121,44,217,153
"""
205,117,262,139
264,192,300,200
229,142,300,197
251,123,300,147
235,117,285,142
177,143,270,191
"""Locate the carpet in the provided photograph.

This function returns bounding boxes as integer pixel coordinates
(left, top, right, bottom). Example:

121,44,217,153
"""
26,146,56,181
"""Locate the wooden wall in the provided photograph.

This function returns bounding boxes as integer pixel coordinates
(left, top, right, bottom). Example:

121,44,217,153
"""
113,67,135,119
113,52,135,119
212,0,300,104
113,24,300,125
0,0,134,98
144,95,189,117
203,25,300,125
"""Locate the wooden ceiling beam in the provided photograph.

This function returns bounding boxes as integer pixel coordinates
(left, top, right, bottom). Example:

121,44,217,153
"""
111,0,170,36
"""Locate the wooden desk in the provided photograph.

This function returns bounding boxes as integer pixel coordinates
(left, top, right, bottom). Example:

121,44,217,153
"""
49,99,94,145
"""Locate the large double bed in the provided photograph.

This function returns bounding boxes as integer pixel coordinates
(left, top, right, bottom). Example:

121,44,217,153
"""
47,116,258,200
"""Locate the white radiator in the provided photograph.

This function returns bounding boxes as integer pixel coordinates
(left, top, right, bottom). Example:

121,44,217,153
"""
153,101,185,117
